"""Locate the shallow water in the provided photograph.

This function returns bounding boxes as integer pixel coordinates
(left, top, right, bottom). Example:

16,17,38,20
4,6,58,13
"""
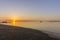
4,22,60,33
1,22,60,38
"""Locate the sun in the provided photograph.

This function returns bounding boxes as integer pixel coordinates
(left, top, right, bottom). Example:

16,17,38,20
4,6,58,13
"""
12,18,16,25
11,17,17,25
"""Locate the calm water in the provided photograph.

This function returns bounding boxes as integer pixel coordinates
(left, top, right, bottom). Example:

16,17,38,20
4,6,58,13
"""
2,22,60,38
4,22,60,33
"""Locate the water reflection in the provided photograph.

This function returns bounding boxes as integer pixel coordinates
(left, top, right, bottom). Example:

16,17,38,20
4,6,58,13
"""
1,22,60,33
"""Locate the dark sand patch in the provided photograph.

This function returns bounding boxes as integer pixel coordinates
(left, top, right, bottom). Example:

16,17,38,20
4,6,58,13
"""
0,24,58,40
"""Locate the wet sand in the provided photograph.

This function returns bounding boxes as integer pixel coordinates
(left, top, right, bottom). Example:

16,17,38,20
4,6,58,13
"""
0,24,58,40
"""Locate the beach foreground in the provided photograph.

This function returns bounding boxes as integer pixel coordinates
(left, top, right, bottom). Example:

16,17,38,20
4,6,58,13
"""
0,24,58,40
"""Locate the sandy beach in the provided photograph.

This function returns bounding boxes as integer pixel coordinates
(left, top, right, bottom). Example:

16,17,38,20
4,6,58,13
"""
0,24,58,40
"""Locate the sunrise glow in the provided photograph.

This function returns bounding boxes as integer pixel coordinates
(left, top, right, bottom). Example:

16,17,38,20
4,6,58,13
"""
10,17,17,25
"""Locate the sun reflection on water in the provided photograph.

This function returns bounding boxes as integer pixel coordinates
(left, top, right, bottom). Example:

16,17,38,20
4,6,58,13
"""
11,17,17,25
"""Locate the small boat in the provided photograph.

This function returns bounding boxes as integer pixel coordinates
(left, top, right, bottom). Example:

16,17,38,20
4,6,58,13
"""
40,21,42,23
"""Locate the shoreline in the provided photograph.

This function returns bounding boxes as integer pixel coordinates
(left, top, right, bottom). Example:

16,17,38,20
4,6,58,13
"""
0,24,59,40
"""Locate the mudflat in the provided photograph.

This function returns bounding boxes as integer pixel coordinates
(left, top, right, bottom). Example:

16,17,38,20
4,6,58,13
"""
0,24,58,40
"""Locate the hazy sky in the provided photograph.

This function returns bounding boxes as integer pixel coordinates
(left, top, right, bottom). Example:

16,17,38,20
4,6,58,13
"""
0,0,60,20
